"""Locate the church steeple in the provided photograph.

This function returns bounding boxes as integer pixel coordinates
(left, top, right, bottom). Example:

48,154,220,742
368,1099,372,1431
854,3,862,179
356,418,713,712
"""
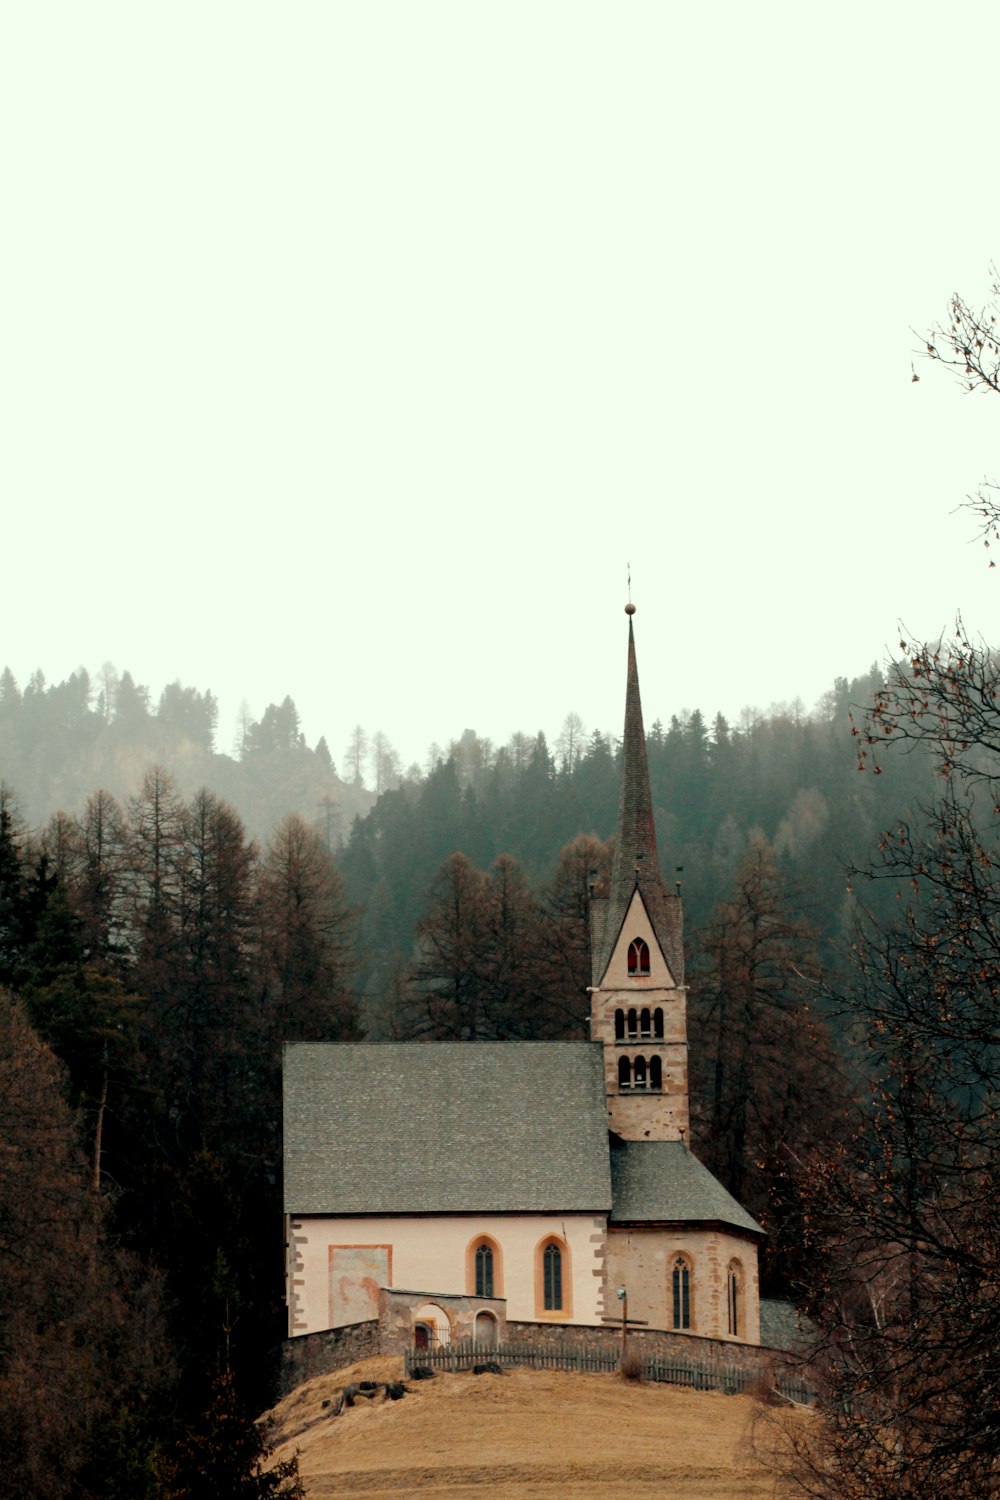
592,606,683,989
589,605,689,1142
607,607,660,912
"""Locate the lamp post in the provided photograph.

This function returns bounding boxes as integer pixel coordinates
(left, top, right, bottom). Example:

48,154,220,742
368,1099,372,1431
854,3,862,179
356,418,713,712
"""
616,1286,628,1366
602,1287,647,1373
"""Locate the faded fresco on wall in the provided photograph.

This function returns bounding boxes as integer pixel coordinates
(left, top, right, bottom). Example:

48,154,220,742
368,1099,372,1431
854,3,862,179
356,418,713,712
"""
328,1244,391,1327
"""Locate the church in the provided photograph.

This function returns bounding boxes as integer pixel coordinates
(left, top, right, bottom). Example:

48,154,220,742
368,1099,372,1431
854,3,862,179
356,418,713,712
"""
283,608,763,1352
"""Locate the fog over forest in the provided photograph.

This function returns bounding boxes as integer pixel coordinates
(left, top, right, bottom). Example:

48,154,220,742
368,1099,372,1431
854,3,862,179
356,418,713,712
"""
5,0,1000,1492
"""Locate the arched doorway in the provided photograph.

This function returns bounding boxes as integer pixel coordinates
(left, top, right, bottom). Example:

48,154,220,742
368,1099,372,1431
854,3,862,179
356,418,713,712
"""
414,1302,452,1346
474,1310,498,1348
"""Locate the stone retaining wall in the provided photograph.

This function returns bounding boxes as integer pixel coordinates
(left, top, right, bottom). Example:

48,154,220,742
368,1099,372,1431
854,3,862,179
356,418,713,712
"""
277,1312,807,1399
507,1319,796,1376
275,1318,380,1397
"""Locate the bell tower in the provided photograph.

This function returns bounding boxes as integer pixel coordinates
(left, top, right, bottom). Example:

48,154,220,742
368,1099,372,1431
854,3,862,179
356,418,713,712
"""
589,605,689,1142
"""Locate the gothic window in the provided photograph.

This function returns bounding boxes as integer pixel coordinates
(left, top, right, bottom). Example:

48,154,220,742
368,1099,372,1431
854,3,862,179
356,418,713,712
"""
466,1235,502,1298
640,1007,651,1037
618,1055,631,1089
543,1243,563,1310
727,1261,743,1337
614,1009,625,1040
627,1008,638,1037
627,937,651,975
672,1257,691,1330
649,1055,663,1091
653,1008,664,1039
475,1242,494,1298
633,1055,647,1089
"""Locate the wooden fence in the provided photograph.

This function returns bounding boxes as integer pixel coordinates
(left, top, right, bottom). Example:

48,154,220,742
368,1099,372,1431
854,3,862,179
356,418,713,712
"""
404,1337,813,1404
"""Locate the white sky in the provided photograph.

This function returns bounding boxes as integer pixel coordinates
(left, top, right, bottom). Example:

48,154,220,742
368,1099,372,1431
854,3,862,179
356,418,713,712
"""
3,2,999,773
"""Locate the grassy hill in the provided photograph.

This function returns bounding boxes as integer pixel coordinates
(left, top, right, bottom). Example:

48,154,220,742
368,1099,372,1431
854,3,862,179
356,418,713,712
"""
266,1356,814,1499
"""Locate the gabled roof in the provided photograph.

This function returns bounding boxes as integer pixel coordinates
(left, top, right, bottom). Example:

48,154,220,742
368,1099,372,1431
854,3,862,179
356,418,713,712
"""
284,1041,613,1216
593,614,684,984
609,1140,764,1236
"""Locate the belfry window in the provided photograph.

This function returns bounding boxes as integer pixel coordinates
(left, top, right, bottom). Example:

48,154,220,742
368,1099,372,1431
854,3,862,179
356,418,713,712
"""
627,938,651,975
614,1009,625,1040
672,1258,691,1330
618,1055,631,1089
649,1056,663,1090
475,1243,494,1298
633,1055,647,1089
653,1008,664,1039
627,1008,638,1038
640,1007,651,1038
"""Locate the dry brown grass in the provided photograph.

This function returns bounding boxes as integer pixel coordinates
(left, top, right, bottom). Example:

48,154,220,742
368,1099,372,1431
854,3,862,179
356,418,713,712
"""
265,1356,815,1499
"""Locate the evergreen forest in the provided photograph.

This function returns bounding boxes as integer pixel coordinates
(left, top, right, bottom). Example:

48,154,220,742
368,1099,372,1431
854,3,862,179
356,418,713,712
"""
0,637,942,1495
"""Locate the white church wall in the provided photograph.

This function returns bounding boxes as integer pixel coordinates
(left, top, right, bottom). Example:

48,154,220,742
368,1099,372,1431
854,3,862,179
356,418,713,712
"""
288,1212,606,1336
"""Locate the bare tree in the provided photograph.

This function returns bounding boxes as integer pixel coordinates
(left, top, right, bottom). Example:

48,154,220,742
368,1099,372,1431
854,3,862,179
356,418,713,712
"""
343,724,368,787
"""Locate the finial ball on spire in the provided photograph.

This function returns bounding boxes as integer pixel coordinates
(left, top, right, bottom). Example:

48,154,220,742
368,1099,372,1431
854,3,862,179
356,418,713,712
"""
625,603,636,616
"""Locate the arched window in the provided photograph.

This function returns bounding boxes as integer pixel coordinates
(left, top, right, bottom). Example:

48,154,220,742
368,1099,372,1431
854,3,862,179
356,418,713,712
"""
466,1235,503,1298
649,1055,663,1091
627,1007,638,1037
627,937,651,975
633,1055,647,1089
640,1007,651,1038
727,1261,743,1337
653,1008,664,1039
618,1055,631,1089
543,1243,563,1310
475,1242,494,1298
614,1009,625,1040
535,1236,572,1317
672,1257,691,1330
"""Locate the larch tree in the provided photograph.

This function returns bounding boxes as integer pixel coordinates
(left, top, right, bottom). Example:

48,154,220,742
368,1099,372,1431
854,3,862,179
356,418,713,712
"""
256,813,358,1044
0,991,172,1499
690,837,849,1292
400,851,492,1040
784,621,1000,1499
343,724,368,786
781,269,1000,1498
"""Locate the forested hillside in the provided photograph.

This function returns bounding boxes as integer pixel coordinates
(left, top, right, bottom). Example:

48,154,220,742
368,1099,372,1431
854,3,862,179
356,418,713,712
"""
0,646,949,1494
339,663,937,1027
0,665,372,841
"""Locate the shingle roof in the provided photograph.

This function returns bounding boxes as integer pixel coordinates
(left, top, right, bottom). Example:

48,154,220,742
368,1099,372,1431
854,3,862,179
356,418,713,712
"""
609,1140,763,1235
283,1041,613,1215
759,1298,814,1351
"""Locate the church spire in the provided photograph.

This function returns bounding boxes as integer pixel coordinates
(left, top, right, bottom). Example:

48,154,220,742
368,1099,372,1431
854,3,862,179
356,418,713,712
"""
608,605,660,914
587,603,688,1142
591,604,684,986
